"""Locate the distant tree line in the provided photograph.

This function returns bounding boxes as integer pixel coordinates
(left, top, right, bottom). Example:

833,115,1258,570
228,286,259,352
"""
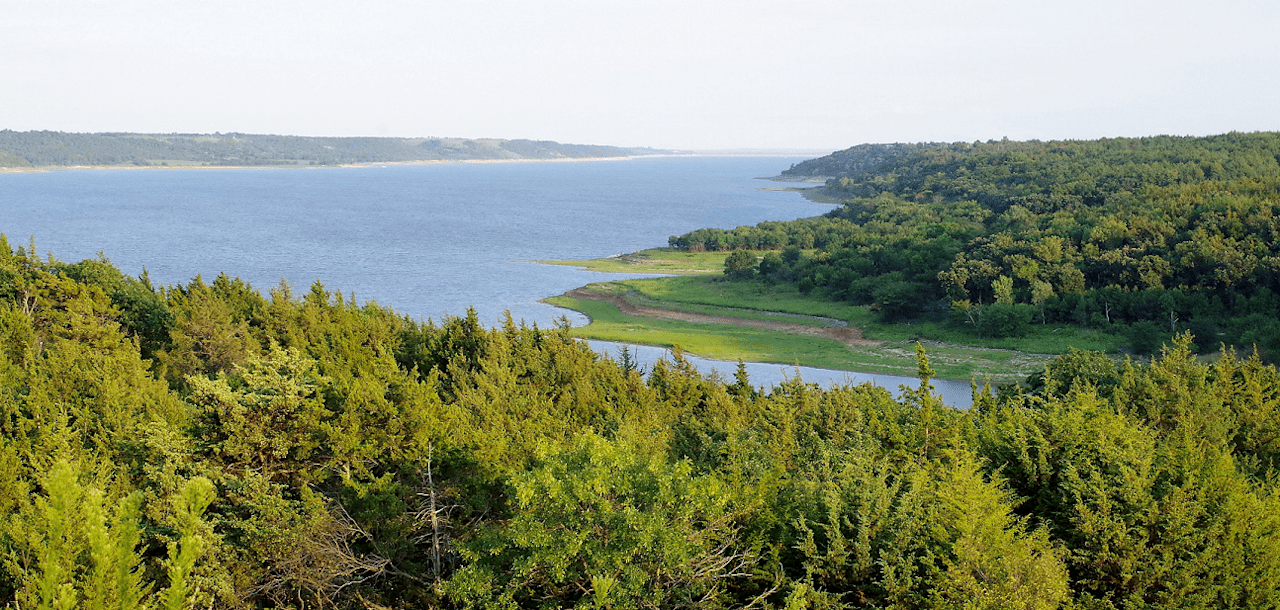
778,141,948,180
673,132,1280,356
0,130,659,167
2,239,1280,608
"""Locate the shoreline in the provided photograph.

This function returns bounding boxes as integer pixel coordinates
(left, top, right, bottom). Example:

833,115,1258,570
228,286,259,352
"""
541,283,1044,383
555,286,881,350
534,248,1054,383
0,151,835,175
0,153,694,175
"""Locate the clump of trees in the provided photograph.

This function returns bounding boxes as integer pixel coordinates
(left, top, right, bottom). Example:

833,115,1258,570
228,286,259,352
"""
681,133,1280,356
2,238,1280,608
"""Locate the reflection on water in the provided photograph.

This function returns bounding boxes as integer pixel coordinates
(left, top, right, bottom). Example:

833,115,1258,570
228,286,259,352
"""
586,340,975,409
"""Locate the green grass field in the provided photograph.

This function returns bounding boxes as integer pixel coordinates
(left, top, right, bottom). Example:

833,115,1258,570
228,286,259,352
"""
545,290,1059,383
544,295,863,371
614,276,866,321
604,274,1128,355
537,248,728,274
542,251,1131,383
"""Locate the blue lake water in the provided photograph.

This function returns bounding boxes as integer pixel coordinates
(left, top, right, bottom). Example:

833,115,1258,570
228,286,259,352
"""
0,156,972,406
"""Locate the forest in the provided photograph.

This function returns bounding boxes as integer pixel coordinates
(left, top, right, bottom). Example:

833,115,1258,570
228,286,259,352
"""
777,143,947,181
2,226,1280,609
673,132,1280,359
0,131,657,168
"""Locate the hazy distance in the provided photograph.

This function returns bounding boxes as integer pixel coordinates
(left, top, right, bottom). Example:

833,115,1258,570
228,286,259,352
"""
3,0,1278,150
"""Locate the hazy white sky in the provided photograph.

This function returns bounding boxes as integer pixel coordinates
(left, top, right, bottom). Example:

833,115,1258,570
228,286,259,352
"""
2,0,1277,150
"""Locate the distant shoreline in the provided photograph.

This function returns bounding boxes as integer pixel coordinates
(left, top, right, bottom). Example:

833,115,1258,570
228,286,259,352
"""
0,154,694,175
0,151,839,175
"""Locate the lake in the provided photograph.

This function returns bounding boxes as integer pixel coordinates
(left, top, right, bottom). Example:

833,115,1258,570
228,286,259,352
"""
0,156,972,406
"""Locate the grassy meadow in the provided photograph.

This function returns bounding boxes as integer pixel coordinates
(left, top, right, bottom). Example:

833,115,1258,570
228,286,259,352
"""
543,294,862,371
541,248,1135,382
549,288,1057,381
536,248,726,274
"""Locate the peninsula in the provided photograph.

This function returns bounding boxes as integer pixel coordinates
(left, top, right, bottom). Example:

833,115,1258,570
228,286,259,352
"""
547,132,1280,381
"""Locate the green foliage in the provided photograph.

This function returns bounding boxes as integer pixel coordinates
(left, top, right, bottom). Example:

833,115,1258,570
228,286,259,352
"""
1028,346,1123,397
160,275,259,378
780,142,948,181
3,240,1280,608
671,133,1280,356
59,257,172,357
977,340,1280,608
6,461,209,610
981,302,1035,338
22,462,83,610
872,278,929,322
758,251,785,280
929,451,1069,610
448,434,754,609
160,477,215,610
189,344,331,485
83,487,148,610
723,249,757,281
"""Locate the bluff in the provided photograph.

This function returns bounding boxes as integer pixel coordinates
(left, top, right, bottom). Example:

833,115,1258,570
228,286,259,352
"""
0,130,663,168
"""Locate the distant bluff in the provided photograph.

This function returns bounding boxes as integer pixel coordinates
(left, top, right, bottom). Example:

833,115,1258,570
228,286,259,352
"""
0,130,665,168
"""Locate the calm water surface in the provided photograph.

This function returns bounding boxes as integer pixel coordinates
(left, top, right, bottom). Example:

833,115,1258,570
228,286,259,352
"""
3,157,829,322
0,157,971,406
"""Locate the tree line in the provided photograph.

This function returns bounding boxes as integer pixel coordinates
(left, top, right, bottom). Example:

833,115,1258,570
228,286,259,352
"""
777,142,948,180
1,237,1279,608
673,132,1280,357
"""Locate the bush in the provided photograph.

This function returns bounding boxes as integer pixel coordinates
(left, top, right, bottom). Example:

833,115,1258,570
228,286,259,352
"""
873,280,928,322
757,251,785,280
723,250,756,281
446,434,752,608
981,303,1034,338
1226,313,1280,361
1126,320,1171,355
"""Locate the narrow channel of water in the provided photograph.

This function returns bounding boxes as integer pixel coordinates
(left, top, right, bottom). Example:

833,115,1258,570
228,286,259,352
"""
586,341,975,409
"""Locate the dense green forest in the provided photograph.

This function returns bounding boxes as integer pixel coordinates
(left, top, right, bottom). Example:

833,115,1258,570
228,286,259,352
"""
777,143,947,181
0,131,659,168
3,235,1280,609
674,133,1280,358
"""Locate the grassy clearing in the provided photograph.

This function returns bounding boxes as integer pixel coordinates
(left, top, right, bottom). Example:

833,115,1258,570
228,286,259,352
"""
860,320,1126,354
546,290,1056,383
542,251,1133,383
538,248,727,274
579,280,832,326
547,295,893,373
615,275,866,321
604,274,1128,356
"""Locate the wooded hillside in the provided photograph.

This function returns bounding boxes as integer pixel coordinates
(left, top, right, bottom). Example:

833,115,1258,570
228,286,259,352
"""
778,142,947,180
675,132,1280,358
1,237,1278,608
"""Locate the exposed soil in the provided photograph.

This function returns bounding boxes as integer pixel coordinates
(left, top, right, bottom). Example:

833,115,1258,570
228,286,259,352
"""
564,288,884,349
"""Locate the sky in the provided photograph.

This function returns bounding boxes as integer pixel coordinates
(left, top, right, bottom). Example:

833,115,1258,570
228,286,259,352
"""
2,0,1278,151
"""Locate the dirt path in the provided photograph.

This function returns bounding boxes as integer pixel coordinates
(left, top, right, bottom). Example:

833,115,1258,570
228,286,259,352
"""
564,288,883,349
